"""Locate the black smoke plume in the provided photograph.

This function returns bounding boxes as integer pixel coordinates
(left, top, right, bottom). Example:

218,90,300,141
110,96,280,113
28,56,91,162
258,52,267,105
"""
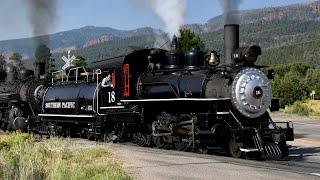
26,0,58,45
219,0,243,24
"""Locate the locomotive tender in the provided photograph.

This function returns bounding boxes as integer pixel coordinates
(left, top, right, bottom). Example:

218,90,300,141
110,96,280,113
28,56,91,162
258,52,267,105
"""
0,24,294,160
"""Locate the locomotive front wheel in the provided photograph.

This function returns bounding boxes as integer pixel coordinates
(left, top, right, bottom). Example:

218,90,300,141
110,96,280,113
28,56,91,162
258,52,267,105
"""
172,136,190,151
133,133,148,147
228,140,244,158
153,136,167,149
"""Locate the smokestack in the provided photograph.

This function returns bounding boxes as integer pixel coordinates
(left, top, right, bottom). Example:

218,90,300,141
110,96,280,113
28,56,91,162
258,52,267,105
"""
34,62,46,80
224,24,239,65
6,65,17,82
34,44,51,81
164,36,183,69
170,35,181,51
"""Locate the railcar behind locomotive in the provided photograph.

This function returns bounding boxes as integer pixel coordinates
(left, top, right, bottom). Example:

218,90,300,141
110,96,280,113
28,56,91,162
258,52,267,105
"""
0,60,47,131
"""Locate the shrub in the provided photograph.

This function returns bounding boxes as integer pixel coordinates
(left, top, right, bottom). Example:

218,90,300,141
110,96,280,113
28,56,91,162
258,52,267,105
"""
0,133,130,180
284,101,314,116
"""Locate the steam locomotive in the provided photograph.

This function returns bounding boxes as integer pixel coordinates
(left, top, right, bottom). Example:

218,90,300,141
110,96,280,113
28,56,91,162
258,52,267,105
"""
0,24,294,160
0,60,46,131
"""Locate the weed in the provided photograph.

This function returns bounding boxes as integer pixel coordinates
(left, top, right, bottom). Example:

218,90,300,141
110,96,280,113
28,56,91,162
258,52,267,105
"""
0,133,131,180
284,100,315,116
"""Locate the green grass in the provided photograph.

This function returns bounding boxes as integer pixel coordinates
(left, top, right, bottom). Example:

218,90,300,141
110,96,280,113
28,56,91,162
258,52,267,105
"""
0,132,131,180
284,100,320,117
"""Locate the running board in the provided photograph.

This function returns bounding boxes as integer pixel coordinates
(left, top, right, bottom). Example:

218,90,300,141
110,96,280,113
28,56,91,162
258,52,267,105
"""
38,114,95,118
240,148,259,152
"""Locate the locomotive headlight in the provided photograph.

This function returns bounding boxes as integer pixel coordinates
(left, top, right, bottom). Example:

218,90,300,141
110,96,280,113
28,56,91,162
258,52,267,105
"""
253,86,263,99
231,68,272,118
233,45,261,65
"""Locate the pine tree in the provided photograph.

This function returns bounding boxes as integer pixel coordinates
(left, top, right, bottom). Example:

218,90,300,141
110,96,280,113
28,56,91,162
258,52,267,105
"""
179,29,205,52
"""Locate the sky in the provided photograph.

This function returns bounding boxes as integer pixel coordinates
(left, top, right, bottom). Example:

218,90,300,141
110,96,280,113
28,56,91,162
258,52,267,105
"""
0,0,312,41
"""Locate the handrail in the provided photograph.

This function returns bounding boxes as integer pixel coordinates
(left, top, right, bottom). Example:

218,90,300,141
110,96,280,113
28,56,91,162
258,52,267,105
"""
66,66,89,83
95,69,102,86
51,70,65,85
51,66,92,84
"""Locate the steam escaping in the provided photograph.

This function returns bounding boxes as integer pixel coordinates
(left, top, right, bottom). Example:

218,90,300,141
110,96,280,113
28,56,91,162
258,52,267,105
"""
26,0,58,45
219,0,243,24
152,29,170,50
134,0,187,38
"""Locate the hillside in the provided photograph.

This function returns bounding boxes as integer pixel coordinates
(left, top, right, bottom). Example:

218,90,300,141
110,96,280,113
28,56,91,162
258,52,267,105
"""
51,34,163,68
1,0,320,68
0,26,156,61
200,20,320,65
184,0,320,33
65,0,320,66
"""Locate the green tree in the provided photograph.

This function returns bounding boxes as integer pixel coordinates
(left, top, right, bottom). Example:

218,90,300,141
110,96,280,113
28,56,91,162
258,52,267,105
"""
272,72,308,107
305,68,320,100
74,55,88,68
271,63,311,107
179,29,205,52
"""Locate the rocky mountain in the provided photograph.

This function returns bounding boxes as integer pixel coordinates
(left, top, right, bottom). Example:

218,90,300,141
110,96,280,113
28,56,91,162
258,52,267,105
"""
182,0,320,33
0,0,320,66
0,26,156,61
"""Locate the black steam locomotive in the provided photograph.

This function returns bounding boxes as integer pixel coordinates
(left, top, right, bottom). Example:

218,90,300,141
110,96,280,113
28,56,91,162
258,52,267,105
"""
0,60,46,131
0,24,294,160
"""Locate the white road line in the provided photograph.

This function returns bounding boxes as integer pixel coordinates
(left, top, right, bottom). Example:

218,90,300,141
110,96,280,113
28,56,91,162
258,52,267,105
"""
310,173,320,177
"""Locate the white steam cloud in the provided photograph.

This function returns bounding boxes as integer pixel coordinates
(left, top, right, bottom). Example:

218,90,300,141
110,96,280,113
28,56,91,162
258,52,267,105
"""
134,0,187,38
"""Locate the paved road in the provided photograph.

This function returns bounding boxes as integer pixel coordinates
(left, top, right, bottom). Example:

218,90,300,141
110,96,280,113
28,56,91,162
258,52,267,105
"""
103,114,320,180
270,113,320,165
108,144,319,180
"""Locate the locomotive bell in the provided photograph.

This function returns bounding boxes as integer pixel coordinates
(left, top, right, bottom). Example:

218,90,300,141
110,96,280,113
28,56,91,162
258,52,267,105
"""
208,50,220,67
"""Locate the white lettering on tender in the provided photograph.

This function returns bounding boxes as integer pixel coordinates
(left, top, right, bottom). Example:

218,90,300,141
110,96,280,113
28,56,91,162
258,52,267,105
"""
45,102,61,108
45,102,75,109
62,102,76,109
